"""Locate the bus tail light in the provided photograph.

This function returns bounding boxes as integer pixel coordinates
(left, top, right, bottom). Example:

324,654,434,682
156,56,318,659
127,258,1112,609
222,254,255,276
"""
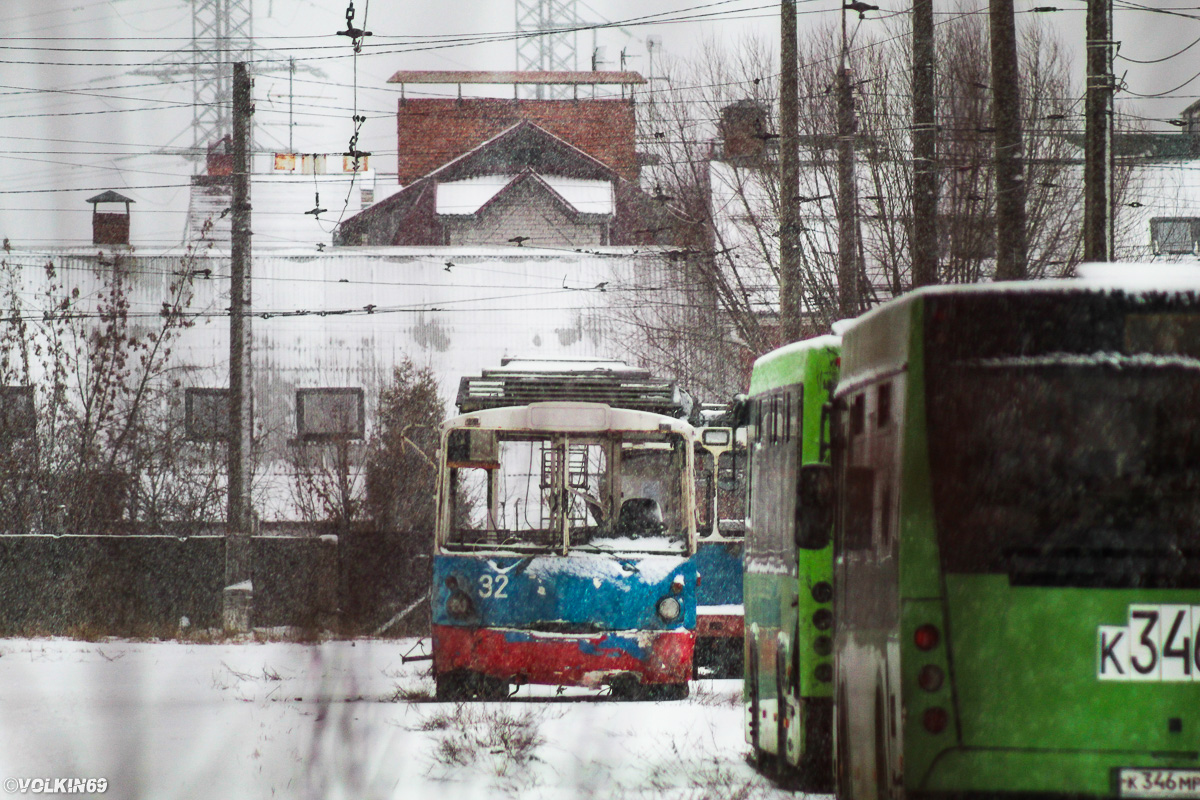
922,707,949,734
917,664,944,692
811,581,833,603
914,624,940,651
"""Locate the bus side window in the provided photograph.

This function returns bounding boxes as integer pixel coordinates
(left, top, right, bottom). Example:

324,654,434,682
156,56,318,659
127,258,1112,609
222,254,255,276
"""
771,396,780,444
694,445,714,536
844,466,875,550
783,392,791,442
877,382,892,429
851,395,865,437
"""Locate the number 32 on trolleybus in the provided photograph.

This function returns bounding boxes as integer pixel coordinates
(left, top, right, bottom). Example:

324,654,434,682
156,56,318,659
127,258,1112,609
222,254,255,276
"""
816,276,1200,800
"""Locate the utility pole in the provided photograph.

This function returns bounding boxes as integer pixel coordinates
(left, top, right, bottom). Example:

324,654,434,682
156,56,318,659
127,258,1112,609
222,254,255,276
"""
836,12,859,317
911,0,938,288
226,62,254,627
1084,0,1114,262
990,0,1028,280
288,56,295,153
779,0,802,342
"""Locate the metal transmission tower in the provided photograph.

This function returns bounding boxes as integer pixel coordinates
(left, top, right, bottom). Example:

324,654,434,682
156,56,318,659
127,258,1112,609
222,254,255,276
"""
132,0,253,164
515,0,584,98
191,0,254,158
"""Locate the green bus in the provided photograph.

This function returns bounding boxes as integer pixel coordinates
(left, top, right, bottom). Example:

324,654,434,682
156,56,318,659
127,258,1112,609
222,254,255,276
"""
743,334,840,789
826,280,1200,800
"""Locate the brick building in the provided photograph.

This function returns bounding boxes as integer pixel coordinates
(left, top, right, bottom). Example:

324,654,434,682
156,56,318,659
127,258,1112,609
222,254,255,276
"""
335,71,695,249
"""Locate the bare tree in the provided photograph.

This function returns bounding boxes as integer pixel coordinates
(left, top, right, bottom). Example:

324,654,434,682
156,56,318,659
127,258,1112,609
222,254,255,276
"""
0,248,201,533
623,10,1133,396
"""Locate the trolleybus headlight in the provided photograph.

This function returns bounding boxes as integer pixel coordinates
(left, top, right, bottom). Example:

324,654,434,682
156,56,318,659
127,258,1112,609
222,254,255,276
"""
812,608,833,631
922,707,949,734
811,581,833,603
914,624,940,651
671,574,685,595
656,596,682,622
917,664,944,692
446,590,474,620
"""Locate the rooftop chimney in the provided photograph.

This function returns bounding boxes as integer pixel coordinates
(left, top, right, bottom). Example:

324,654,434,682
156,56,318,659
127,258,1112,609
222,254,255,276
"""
86,190,135,246
718,99,770,163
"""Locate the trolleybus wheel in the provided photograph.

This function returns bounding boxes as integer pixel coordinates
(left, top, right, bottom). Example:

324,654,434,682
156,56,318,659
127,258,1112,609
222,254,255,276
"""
644,682,689,701
435,670,509,701
609,675,688,701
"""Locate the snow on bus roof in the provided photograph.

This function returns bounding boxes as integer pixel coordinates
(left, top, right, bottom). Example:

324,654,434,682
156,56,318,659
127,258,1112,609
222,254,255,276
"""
1075,262,1200,290
447,401,695,434
751,333,841,372
488,357,645,374
836,263,1200,337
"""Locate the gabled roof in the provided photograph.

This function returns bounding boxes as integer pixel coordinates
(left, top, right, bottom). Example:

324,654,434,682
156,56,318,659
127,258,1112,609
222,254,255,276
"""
395,97,639,183
437,172,614,217
470,170,583,222
338,121,619,239
428,120,617,184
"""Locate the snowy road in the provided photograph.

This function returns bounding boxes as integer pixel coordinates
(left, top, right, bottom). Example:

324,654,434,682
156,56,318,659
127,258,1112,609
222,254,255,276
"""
0,638,805,800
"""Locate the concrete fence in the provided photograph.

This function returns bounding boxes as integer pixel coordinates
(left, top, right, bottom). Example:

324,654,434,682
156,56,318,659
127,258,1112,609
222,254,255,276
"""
0,528,428,637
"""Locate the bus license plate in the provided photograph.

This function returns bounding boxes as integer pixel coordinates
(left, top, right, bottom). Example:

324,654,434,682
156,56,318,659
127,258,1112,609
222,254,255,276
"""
1119,769,1200,798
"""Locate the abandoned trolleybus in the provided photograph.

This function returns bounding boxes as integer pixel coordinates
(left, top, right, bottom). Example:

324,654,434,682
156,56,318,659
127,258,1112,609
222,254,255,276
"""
431,384,699,701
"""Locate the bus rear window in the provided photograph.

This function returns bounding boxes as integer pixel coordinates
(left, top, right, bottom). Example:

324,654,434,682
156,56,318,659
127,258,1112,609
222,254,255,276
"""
927,360,1200,587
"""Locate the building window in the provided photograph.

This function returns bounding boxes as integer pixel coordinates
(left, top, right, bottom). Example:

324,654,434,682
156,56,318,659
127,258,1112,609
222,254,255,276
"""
1151,217,1200,255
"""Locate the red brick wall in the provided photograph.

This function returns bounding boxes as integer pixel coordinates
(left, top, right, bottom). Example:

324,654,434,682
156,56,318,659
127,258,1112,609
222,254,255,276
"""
396,98,639,184
93,213,130,246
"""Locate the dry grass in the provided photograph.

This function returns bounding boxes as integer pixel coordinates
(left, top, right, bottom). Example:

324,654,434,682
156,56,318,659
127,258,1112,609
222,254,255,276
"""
421,704,549,780
690,681,743,708
388,682,433,703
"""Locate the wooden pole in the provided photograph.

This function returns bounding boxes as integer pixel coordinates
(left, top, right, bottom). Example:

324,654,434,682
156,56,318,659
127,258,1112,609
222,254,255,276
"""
779,0,803,342
990,0,1028,280
227,62,254,593
911,0,938,287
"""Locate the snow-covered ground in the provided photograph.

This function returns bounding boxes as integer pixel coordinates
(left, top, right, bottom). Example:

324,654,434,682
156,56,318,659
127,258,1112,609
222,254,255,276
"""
0,637,806,800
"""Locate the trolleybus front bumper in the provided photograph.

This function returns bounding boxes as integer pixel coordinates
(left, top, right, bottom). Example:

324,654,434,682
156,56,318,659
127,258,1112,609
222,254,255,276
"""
432,624,694,687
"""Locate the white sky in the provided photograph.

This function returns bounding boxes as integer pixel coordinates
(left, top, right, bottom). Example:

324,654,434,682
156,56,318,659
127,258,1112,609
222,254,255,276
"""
2,0,1200,250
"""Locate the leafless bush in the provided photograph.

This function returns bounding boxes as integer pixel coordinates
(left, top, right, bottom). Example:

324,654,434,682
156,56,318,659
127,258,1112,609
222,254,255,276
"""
0,237,225,534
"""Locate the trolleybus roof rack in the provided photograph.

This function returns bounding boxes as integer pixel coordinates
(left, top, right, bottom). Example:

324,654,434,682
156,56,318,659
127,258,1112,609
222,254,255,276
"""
455,358,688,416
